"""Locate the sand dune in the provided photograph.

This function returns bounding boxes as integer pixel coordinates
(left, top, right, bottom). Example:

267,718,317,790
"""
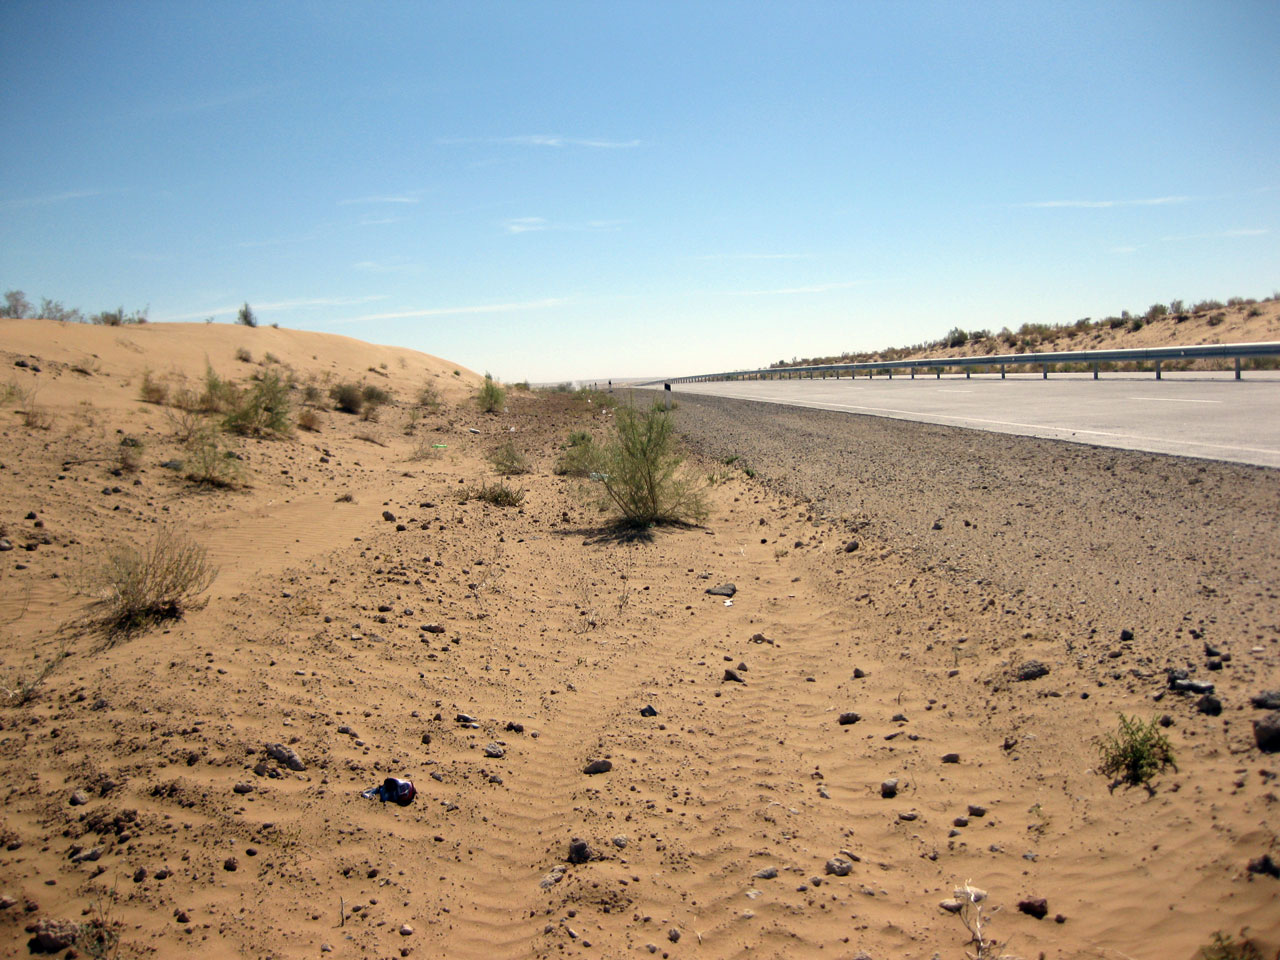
1,318,1277,960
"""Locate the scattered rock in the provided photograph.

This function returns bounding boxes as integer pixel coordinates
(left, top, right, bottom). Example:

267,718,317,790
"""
1253,712,1280,753
853,667,867,679
843,540,860,553
640,704,658,717
382,511,396,522
1251,691,1280,710
941,753,960,764
1015,661,1050,681
540,866,566,889
265,743,306,771
825,857,853,876
484,743,505,759
223,857,238,872
668,928,681,943
1196,695,1223,716
1120,628,1134,642
68,790,89,806
233,782,254,794
583,759,612,775
400,924,414,936
753,867,778,879
611,835,628,849
897,811,918,821
939,899,963,914
705,583,736,598
967,804,987,817
838,712,860,725
723,668,745,684
30,917,79,952
423,624,446,634
567,839,594,864
1017,897,1049,919
1246,854,1279,878
881,778,899,798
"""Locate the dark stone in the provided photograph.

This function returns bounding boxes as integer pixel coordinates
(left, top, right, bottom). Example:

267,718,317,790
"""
1251,691,1280,710
1196,695,1223,716
382,510,396,522
705,583,736,598
1247,854,1279,878
723,669,745,683
567,839,593,864
1207,659,1223,671
1120,628,1134,642
1203,642,1221,658
1018,897,1049,919
843,540,859,553
880,778,898,798
640,705,658,717
941,753,960,764
838,712,860,725
1253,711,1280,753
1015,661,1050,682
853,668,867,679
583,759,613,775
223,857,238,871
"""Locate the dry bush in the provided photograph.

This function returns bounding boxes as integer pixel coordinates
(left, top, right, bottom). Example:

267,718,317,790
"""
297,407,321,432
408,437,444,460
487,440,530,476
459,481,524,507
12,380,51,429
416,382,441,410
476,375,505,413
595,405,707,527
553,431,599,477
235,346,252,363
163,404,206,442
184,431,245,488
75,528,217,639
116,436,143,473
200,364,237,413
138,369,168,404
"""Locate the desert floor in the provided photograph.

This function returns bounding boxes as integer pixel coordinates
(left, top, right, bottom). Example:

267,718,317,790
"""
1,318,1277,960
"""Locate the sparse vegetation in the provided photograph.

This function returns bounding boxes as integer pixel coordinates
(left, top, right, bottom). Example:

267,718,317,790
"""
554,431,600,477
3,647,67,707
14,380,51,429
75,528,217,638
477,374,505,413
90,305,148,325
1098,713,1177,789
487,440,530,476
116,435,143,472
183,431,245,487
223,368,291,436
459,480,524,506
416,382,441,410
237,302,257,327
138,369,168,404
200,364,237,412
408,437,444,460
297,407,321,432
235,346,253,363
594,404,707,527
1196,929,1275,960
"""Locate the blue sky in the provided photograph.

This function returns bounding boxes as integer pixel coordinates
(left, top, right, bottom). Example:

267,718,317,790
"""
2,1,1276,382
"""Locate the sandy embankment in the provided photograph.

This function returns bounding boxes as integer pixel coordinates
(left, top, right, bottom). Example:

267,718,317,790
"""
0,318,1276,960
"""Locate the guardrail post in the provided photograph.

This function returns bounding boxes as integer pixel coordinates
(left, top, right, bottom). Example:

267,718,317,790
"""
1235,357,1242,380
910,367,915,379
965,368,970,379
1042,363,1048,380
1000,364,1006,379
1093,362,1099,380
888,367,893,380
936,367,941,379
1155,360,1162,381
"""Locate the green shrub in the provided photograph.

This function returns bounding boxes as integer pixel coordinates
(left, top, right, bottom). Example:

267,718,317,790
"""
1207,312,1226,327
76,528,217,638
554,431,599,477
416,382,441,410
477,374,505,413
362,383,391,406
1196,930,1273,960
200,364,236,413
459,480,524,506
184,431,245,487
235,346,252,363
237,302,257,327
488,440,530,475
224,368,291,436
1098,714,1177,788
595,405,707,527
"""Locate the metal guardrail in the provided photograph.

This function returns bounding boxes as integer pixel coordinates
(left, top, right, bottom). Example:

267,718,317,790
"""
653,341,1280,385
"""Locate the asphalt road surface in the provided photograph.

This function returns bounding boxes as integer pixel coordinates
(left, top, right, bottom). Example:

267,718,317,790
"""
665,371,1280,468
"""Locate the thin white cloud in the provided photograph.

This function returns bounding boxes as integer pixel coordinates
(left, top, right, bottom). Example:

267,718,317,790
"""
159,294,388,322
1109,245,1140,255
1020,196,1190,209
0,189,112,210
114,87,271,122
722,281,863,296
351,298,569,322
438,135,640,149
502,217,625,234
339,193,423,206
695,252,811,261
353,259,419,274
1108,227,1267,255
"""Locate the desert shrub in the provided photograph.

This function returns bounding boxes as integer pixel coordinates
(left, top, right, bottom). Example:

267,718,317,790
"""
1247,306,1263,318
76,528,217,637
90,306,147,325
416,382,441,410
476,374,505,413
116,436,143,473
1145,303,1168,321
1207,312,1226,327
1193,299,1225,313
263,351,280,364
3,647,68,707
487,440,530,476
297,407,321,432
199,365,236,413
554,431,599,477
362,383,391,406
595,405,707,527
459,480,524,506
14,380,51,429
2,290,33,318
235,346,252,363
138,369,168,404
1168,300,1184,315
39,298,83,323
302,382,323,405
513,380,531,391
1196,929,1273,960
1098,714,1176,788
408,437,444,460
945,327,968,348
237,302,257,327
184,431,245,487
224,368,291,436
330,382,364,414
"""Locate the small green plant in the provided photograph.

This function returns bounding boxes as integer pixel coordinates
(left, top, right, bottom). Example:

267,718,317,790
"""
554,431,599,477
138,369,168,404
362,383,391,406
487,440,530,476
1207,312,1226,327
237,302,257,327
76,528,217,639
224,368,291,436
594,404,707,527
459,481,524,506
200,364,236,412
1098,714,1177,789
14,380,50,429
476,374,506,413
329,382,371,414
416,382,441,410
184,431,245,488
3,647,68,706
1197,929,1274,960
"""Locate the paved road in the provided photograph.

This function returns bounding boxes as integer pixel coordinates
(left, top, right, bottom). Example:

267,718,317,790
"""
666,371,1280,468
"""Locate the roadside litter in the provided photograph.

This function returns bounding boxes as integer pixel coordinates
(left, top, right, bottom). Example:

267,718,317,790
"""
361,777,416,805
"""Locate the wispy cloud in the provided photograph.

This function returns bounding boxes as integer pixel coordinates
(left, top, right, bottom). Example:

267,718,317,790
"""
0,189,113,210
339,193,424,206
353,258,419,274
438,135,640,149
116,87,271,122
159,295,388,322
351,298,569,322
722,281,863,296
502,217,625,234
695,252,811,261
1109,227,1268,255
1020,196,1190,209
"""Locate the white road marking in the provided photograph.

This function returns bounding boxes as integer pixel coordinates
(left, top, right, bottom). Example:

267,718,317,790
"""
1125,396,1222,403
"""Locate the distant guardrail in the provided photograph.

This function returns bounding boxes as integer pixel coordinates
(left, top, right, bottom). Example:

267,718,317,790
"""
650,341,1280,385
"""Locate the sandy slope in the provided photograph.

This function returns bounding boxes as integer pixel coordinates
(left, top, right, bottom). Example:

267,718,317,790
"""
1,319,1277,960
